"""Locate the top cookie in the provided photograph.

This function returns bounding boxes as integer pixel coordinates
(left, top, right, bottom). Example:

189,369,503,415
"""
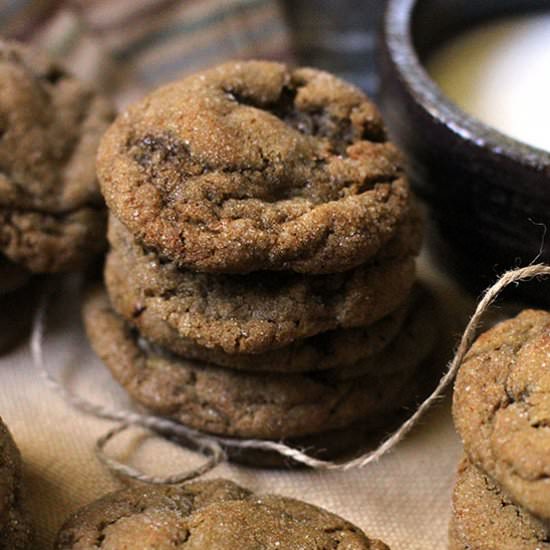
98,60,411,273
55,479,389,549
453,309,550,521
0,40,113,272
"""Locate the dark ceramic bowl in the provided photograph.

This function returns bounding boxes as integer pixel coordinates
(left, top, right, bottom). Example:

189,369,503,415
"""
379,0,550,304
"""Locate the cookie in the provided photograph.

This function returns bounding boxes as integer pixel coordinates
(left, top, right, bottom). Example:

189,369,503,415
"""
0,39,113,272
83,286,435,440
105,215,418,355
55,478,389,549
453,309,550,520
0,417,31,549
97,60,411,274
450,458,550,550
0,255,29,295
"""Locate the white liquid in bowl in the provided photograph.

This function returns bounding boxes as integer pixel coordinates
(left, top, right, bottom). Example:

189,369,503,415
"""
427,14,550,152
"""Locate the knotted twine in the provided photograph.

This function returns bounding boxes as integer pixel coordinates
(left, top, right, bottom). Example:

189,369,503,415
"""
31,264,550,483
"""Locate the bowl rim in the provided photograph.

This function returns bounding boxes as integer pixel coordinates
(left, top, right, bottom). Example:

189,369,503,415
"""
384,0,550,169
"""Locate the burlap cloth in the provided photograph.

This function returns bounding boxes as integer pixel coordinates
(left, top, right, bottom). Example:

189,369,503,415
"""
0,251,478,549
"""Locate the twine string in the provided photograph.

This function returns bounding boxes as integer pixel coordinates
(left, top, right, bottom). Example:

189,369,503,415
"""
94,422,223,484
31,264,550,480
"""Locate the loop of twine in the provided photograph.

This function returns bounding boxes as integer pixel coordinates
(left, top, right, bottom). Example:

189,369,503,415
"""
95,422,223,484
31,264,550,482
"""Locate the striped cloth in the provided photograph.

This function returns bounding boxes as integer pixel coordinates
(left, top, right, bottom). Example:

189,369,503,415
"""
0,0,292,106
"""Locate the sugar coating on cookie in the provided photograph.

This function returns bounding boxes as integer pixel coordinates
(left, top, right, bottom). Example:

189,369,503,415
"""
55,479,389,549
0,40,113,272
453,309,550,521
450,458,550,550
98,60,411,274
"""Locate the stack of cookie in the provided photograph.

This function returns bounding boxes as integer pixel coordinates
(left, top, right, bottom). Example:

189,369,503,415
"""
0,417,31,549
451,310,550,549
86,61,436,462
0,40,112,352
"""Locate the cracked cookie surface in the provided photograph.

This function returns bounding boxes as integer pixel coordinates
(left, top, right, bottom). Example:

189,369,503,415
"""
83,286,434,439
98,60,411,274
55,478,389,549
450,458,550,550
106,214,418,355
0,417,31,550
453,309,550,521
0,39,113,272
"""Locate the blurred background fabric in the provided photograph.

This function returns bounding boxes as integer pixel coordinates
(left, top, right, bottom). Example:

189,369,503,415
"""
0,0,386,106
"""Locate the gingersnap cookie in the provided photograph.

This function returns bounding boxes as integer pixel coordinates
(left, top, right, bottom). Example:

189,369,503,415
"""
105,215,417,355
188,291,440,467
84,286,434,440
55,478,389,549
450,458,550,550
0,39,113,273
453,309,550,521
0,418,31,550
97,60,411,274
